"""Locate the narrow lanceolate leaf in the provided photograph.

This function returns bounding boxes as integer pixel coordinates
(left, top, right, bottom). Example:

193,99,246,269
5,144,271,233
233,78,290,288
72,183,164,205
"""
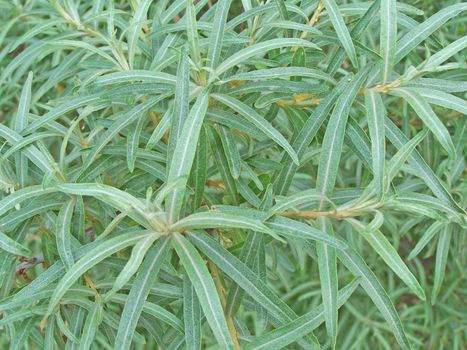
327,0,380,74
190,126,208,210
316,218,338,348
0,186,57,216
189,231,321,348
423,36,467,71
245,279,360,350
78,302,102,350
0,230,30,256
115,237,171,350
172,233,235,349
55,183,145,213
380,0,397,82
395,3,467,62
81,95,167,173
207,0,232,75
167,49,190,167
183,274,202,350
391,88,456,158
408,88,467,116
0,124,55,175
211,94,299,165
350,220,425,300
316,68,370,197
408,221,445,261
56,198,76,270
385,119,463,213
126,113,146,172
337,247,411,350
166,89,209,223
385,128,428,188
322,0,357,67
14,71,33,188
431,224,452,305
273,78,348,195
46,231,153,317
107,233,161,298
186,0,202,67
225,189,272,317
23,94,102,134
94,70,177,86
172,211,273,236
365,90,386,198
188,232,299,322
222,67,336,85
212,38,321,79
218,125,241,179
268,190,329,216
127,0,152,68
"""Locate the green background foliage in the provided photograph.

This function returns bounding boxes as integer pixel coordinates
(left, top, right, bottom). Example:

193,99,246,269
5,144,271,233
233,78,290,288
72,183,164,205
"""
0,0,465,349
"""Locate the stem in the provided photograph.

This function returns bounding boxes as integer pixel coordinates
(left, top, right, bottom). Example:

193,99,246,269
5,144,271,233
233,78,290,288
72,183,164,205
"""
301,1,325,39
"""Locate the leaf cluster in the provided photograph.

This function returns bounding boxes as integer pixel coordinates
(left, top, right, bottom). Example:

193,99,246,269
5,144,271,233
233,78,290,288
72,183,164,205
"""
0,0,466,349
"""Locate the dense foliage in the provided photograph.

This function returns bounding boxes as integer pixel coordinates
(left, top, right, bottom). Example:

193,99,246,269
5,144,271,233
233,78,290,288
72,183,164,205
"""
0,0,466,349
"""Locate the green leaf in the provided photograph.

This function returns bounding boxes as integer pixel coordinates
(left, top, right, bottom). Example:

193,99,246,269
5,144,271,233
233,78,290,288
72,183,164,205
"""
423,36,467,71
56,198,76,270
0,124,55,175
45,231,153,317
395,3,467,62
316,218,338,348
166,89,209,223
385,119,463,213
222,67,335,84
337,248,411,350
321,0,358,67
172,211,274,237
207,126,239,205
211,94,299,165
127,0,152,68
106,232,161,299
188,231,320,348
407,87,467,115
115,238,170,349
55,183,145,214
385,128,428,189
408,221,445,261
0,185,57,216
380,0,397,82
244,279,360,350
14,71,33,188
0,230,30,256
78,302,103,350
81,94,168,173
273,78,348,195
391,88,456,158
183,274,202,350
365,90,386,198
316,68,370,197
212,38,321,80
217,125,241,179
167,49,190,166
23,94,102,134
94,70,178,86
172,232,235,349
126,112,146,172
431,224,452,305
207,0,232,75
349,219,425,300
327,0,380,74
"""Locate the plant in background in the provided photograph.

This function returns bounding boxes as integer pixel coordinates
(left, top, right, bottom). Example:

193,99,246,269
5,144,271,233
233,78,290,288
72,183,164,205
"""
0,0,465,349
